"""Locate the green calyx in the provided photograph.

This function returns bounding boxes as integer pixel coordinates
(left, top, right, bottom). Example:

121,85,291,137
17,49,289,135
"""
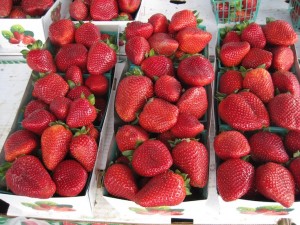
175,169,191,196
21,39,44,59
0,161,12,180
125,66,144,76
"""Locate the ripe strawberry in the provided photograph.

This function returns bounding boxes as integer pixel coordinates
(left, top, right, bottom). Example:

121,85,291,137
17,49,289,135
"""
21,0,53,16
157,130,176,150
70,134,98,172
118,0,141,13
41,124,72,170
32,73,69,104
9,6,26,18
147,33,179,57
268,93,300,131
141,55,174,79
177,87,208,119
67,85,92,100
219,41,250,67
115,125,149,152
271,46,294,71
49,96,72,121
132,140,173,177
104,163,138,201
4,130,38,162
168,9,198,33
139,98,179,133
218,91,270,131
134,170,187,207
115,75,154,122
125,36,150,65
5,155,56,198
48,19,75,46
0,0,12,17
52,160,88,197
172,139,208,187
256,162,295,208
272,70,300,97
87,42,117,75
177,55,214,86
176,27,212,54
243,67,274,103
249,131,289,163
125,21,153,40
264,19,298,46
148,13,168,33
55,43,88,72
285,131,300,155
289,157,300,190
85,123,99,141
214,130,250,160
241,48,273,69
218,70,243,95
222,31,241,45
217,159,255,201
170,113,204,138
69,0,88,21
65,65,83,86
154,75,182,103
240,22,266,49
85,74,108,96
24,99,48,118
75,22,101,49
90,0,118,21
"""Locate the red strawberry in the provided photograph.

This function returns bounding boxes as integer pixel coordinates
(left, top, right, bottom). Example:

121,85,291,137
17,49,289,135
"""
256,162,295,208
115,75,154,122
157,130,176,150
141,55,174,79
240,22,266,49
115,125,149,152
134,170,187,207
53,160,88,197
104,163,138,201
69,0,88,21
218,91,270,131
249,131,289,163
241,48,273,69
48,19,75,46
65,65,83,86
218,70,243,95
170,113,204,138
67,85,92,101
0,0,12,17
139,98,179,133
75,22,101,49
41,124,73,171
125,36,150,65
24,99,48,118
85,123,99,141
168,9,198,33
148,13,169,33
177,87,208,119
177,55,214,86
285,131,300,155
21,0,53,16
4,130,38,162
271,46,294,71
268,93,300,131
289,157,300,190
219,41,250,67
154,75,182,103
118,0,141,13
5,155,56,198
172,139,208,187
176,27,212,54
272,70,300,97
132,140,173,177
49,96,72,121
125,21,153,40
222,31,241,45
9,6,26,18
85,74,108,96
32,73,69,104
214,130,250,160
147,33,179,56
217,159,255,201
90,0,118,21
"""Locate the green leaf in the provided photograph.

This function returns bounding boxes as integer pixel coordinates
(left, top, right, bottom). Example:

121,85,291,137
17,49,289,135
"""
10,24,25,34
1,30,13,40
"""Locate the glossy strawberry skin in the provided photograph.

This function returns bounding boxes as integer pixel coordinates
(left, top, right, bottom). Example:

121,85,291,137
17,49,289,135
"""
90,0,118,21
0,0,13,17
26,49,56,73
24,99,48,118
154,75,182,103
168,9,197,33
67,86,92,101
141,55,174,79
241,48,272,70
118,0,141,13
147,33,179,57
49,96,72,121
218,70,243,95
289,158,300,190
272,70,300,97
65,65,83,86
285,131,300,155
9,6,26,18
125,21,154,40
219,41,250,67
271,46,294,71
69,0,88,21
75,22,101,49
148,13,168,33
240,22,266,49
21,0,53,16
125,36,150,65
48,19,75,46
222,31,241,45
85,74,108,97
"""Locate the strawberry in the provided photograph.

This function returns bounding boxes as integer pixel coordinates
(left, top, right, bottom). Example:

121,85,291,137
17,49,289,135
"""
147,33,179,57
125,36,150,65
170,113,204,138
52,160,88,197
49,96,72,121
157,130,176,150
115,75,154,122
218,70,243,95
104,163,138,201
139,98,179,133
115,125,149,152
134,170,187,207
177,87,208,119
118,0,141,13
41,123,72,170
70,134,98,171
21,0,53,16
249,131,289,163
268,93,300,131
85,74,108,97
285,131,300,155
24,99,48,118
0,0,12,17
148,13,169,33
217,159,255,201
95,97,107,123
219,41,250,67
289,157,300,190
214,130,250,160
176,27,212,54
241,48,273,69
48,19,75,46
75,22,101,49
154,75,182,103
272,70,300,97
271,46,294,71
9,6,26,18
65,65,83,86
242,67,274,103
168,9,198,33
240,22,266,49
172,139,208,187
85,123,99,141
4,130,38,162
141,55,174,80
256,162,295,208
55,43,88,72
222,31,241,45
67,85,92,101
90,0,118,21
218,91,270,131
125,21,153,40
5,155,56,198
177,55,214,86
32,73,69,104
132,140,173,177
264,19,298,46
69,0,88,21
